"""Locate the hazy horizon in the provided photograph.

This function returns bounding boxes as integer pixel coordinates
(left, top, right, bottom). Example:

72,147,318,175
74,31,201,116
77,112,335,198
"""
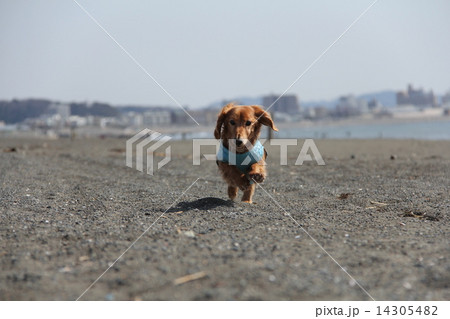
1,0,449,109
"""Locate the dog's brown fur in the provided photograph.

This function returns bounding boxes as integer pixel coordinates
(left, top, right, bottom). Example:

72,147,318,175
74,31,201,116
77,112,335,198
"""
214,103,278,203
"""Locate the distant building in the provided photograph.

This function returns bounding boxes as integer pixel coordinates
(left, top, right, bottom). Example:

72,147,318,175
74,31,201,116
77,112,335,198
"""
262,94,300,114
49,103,71,119
171,109,190,125
304,106,329,120
143,110,171,126
29,103,72,128
313,106,329,119
335,95,368,117
68,115,88,127
123,112,143,127
191,109,218,125
396,84,437,107
368,98,382,110
442,90,450,106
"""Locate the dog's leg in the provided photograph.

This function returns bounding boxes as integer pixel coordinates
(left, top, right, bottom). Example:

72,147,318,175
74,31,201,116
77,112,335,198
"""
241,183,255,203
227,185,238,200
218,161,249,192
248,162,266,184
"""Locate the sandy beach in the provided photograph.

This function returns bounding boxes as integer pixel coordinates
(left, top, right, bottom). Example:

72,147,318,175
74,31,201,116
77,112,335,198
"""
0,137,448,300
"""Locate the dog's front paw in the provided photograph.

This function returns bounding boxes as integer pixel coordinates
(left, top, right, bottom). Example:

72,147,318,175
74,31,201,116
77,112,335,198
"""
248,173,265,183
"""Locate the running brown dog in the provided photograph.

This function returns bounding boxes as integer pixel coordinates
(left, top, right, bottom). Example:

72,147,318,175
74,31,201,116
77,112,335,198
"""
214,103,278,203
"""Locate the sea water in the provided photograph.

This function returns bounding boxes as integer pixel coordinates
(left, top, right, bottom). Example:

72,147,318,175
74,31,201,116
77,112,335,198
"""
173,118,450,140
271,119,450,140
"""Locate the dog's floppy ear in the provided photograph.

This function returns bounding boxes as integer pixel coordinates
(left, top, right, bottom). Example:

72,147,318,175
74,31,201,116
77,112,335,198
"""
252,105,278,131
214,103,235,139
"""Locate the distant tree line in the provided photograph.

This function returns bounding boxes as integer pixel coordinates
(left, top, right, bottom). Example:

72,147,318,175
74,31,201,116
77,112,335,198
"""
0,99,118,124
0,99,51,124
69,102,118,117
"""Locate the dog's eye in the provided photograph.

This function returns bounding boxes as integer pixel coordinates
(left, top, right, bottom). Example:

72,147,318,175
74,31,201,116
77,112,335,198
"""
245,121,252,126
230,120,235,125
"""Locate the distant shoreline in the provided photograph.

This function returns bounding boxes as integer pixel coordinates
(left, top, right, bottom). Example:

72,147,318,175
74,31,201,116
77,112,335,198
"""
2,115,449,140
277,114,450,130
154,115,450,134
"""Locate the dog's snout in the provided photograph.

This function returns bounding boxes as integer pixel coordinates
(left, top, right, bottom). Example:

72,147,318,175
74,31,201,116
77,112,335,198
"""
235,139,243,146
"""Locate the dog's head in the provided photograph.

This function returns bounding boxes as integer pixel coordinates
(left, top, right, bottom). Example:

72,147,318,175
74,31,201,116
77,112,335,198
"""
214,103,278,153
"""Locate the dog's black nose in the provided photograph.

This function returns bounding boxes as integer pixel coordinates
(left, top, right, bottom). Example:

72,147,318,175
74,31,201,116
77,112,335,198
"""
235,139,243,146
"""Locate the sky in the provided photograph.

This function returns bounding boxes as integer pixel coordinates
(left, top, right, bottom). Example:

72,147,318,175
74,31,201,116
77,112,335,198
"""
0,0,449,108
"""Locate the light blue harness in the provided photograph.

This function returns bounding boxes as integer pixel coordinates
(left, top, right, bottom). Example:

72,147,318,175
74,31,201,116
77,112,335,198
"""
217,140,264,182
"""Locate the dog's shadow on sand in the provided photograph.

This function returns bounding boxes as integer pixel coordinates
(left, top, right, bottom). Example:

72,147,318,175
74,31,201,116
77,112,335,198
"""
167,197,234,213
